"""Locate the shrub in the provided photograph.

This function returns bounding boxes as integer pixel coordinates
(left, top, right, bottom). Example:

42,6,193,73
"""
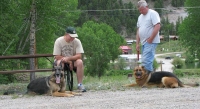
185,52,195,63
0,74,16,84
153,59,159,71
172,57,184,69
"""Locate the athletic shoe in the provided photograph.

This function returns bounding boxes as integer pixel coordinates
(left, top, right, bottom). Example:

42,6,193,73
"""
78,85,86,92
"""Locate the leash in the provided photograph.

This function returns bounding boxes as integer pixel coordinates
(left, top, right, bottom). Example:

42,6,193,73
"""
45,57,53,64
137,50,140,66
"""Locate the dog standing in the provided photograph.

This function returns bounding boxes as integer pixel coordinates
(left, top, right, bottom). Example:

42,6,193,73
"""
124,66,199,88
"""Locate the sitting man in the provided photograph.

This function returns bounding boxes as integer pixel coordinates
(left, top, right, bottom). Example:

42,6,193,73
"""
53,26,86,92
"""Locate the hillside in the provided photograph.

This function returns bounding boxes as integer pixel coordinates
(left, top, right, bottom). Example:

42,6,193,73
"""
77,0,187,39
122,0,187,24
123,0,187,40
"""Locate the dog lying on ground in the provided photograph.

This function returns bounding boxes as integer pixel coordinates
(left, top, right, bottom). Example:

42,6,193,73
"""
26,62,81,97
124,66,199,88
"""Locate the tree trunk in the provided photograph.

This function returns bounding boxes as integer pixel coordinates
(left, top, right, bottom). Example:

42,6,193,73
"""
29,0,36,81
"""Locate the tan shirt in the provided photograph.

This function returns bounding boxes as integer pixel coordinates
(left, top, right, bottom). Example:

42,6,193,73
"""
53,36,84,57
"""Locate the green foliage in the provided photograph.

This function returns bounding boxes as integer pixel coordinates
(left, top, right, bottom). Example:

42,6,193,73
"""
0,74,16,84
160,17,179,38
77,0,139,37
174,69,200,77
0,0,80,73
106,70,132,76
178,0,200,61
116,58,127,70
172,57,184,68
171,0,185,7
153,59,159,70
175,17,183,36
185,52,195,63
77,21,125,78
154,0,163,16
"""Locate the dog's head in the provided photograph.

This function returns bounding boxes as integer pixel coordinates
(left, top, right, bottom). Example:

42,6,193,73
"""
133,66,147,79
52,61,64,84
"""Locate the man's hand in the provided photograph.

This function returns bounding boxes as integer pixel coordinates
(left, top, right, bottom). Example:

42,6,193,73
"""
62,57,70,63
136,44,140,51
147,37,153,44
62,57,73,70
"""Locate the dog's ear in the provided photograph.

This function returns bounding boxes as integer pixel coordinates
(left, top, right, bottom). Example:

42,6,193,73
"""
52,63,55,71
52,60,58,71
141,66,146,71
141,66,145,69
59,60,63,68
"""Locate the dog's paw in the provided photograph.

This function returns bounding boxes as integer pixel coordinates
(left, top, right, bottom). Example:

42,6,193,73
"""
73,92,82,96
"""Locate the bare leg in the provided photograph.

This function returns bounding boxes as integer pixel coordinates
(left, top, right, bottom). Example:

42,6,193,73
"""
74,59,84,84
56,59,84,85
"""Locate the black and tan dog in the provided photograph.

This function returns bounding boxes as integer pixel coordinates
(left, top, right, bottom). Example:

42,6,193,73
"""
26,62,81,97
124,66,199,88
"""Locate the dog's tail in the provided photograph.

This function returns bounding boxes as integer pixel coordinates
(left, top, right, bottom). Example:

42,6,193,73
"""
182,83,199,88
3,90,27,95
179,81,199,87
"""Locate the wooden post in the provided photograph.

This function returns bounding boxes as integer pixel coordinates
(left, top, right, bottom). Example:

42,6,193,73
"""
29,0,36,81
160,60,163,71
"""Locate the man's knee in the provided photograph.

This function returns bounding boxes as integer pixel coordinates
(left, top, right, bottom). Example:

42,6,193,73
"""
76,59,83,66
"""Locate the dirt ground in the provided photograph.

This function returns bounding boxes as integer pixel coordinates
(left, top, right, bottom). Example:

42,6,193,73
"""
0,86,200,109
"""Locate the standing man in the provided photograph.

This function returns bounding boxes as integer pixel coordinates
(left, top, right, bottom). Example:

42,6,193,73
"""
53,26,86,92
136,0,161,73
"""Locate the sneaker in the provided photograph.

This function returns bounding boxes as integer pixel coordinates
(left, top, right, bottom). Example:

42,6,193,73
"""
78,85,86,92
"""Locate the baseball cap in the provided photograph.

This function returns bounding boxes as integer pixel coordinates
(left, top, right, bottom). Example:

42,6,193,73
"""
138,0,148,8
66,26,78,37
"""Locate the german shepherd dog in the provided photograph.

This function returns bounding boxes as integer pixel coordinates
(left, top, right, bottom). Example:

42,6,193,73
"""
26,61,81,97
124,66,199,88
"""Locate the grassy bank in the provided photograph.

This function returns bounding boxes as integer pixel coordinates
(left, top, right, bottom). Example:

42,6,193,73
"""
1,72,200,96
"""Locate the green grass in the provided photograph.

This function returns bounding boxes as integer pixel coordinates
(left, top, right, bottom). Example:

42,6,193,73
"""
1,73,199,96
83,75,132,91
174,69,200,77
130,40,184,55
156,40,184,54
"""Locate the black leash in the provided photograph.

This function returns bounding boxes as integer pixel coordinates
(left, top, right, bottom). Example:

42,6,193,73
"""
45,57,53,64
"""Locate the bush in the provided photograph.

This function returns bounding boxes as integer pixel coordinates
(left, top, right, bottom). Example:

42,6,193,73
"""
172,57,184,69
0,74,16,84
153,59,159,71
185,52,195,63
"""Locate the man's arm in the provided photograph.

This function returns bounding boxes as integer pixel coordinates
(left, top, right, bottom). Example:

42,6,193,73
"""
67,53,82,61
56,53,82,63
147,23,160,43
136,28,140,51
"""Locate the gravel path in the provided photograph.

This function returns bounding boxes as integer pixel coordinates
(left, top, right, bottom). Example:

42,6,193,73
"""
1,87,200,109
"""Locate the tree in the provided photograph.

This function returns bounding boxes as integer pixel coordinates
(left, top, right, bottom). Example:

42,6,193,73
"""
77,21,125,78
178,0,200,59
171,0,185,7
0,0,80,81
154,0,163,16
76,0,139,37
